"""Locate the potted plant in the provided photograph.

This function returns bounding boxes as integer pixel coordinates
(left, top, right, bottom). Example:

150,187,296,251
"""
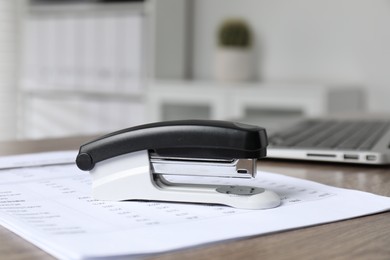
214,18,254,82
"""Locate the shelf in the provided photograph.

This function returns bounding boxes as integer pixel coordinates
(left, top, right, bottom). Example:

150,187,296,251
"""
22,88,145,101
28,1,146,15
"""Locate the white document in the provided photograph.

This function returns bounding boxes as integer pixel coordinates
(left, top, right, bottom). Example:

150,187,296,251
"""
0,151,389,260
0,151,76,169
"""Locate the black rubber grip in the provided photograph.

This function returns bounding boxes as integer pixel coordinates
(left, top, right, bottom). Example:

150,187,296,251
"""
76,120,268,171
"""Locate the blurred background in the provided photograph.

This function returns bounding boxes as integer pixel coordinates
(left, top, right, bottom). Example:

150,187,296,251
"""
0,0,389,140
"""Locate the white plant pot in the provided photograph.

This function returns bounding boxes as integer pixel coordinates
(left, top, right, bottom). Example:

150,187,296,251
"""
214,48,254,82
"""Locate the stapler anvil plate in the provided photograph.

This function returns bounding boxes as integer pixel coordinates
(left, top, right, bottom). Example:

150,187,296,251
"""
76,120,281,210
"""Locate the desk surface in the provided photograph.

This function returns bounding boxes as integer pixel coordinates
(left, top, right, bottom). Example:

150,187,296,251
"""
0,136,389,260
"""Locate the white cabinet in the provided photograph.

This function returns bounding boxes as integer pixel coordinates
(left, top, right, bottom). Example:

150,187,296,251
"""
18,0,189,139
0,1,19,140
19,3,146,138
147,80,365,122
22,92,145,138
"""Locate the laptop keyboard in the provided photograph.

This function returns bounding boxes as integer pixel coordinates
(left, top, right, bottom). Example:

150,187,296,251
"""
268,120,390,150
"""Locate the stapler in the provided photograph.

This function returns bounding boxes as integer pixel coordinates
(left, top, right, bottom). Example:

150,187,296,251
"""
76,120,280,210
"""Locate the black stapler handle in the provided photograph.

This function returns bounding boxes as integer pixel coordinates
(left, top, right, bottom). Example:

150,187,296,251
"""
76,120,268,171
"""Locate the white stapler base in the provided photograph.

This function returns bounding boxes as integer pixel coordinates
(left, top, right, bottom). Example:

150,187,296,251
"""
90,150,280,210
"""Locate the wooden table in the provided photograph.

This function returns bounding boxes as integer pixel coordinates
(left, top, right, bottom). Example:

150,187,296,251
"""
0,136,389,260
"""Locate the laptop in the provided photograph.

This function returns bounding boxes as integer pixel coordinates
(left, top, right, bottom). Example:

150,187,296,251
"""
256,118,390,165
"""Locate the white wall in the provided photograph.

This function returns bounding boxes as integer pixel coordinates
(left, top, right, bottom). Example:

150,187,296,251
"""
192,0,390,112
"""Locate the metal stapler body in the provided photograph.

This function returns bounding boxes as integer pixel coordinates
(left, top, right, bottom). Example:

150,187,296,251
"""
76,120,280,210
